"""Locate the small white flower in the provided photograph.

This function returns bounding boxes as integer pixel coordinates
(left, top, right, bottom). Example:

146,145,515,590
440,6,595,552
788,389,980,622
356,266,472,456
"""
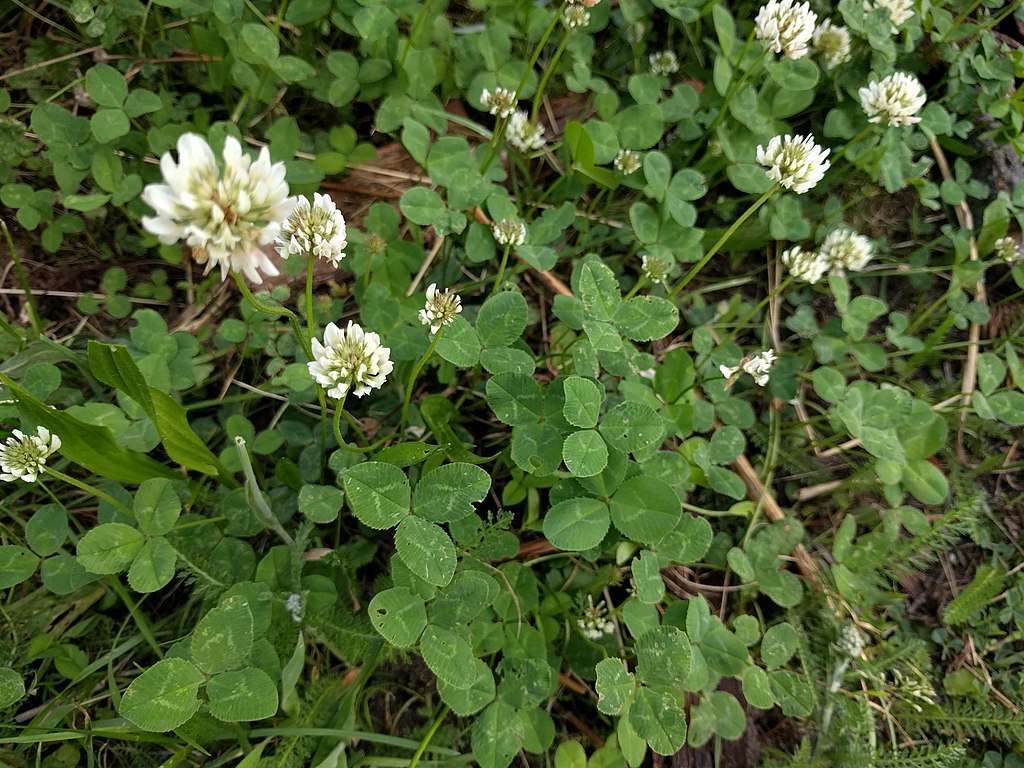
418,283,463,335
285,592,305,623
859,72,926,127
0,426,61,483
813,20,851,69
142,133,295,284
641,252,673,284
995,236,1021,264
721,350,777,387
275,193,347,267
614,149,642,175
756,134,831,194
755,0,818,60
506,110,546,153
820,227,874,273
563,4,590,28
308,321,394,399
577,596,615,641
782,245,830,284
492,218,527,246
865,0,914,31
480,87,518,119
649,50,679,76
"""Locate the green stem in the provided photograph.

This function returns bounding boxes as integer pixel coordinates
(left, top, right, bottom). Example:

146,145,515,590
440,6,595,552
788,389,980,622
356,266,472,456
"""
398,0,432,67
624,276,648,300
530,27,571,123
1,219,41,335
401,330,444,430
836,125,874,164
721,274,795,346
233,272,313,359
491,245,512,296
44,467,132,517
304,255,317,343
669,186,778,298
408,705,450,768
304,255,330,476
331,393,349,450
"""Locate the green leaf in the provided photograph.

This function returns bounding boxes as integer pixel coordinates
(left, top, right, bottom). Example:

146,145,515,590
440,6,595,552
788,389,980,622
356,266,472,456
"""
629,686,686,756
190,596,254,674
207,667,279,722
119,658,205,732
124,88,162,117
613,297,679,342
76,523,144,574
477,291,529,348
90,109,130,143
472,700,524,768
0,668,26,709
85,64,127,108
511,422,563,475
394,516,456,587
87,342,221,475
741,666,775,709
610,477,680,545
577,259,621,322
543,497,610,551
400,186,446,226
632,549,665,604
769,670,813,717
436,315,481,368
611,104,665,150
562,376,603,428
127,537,178,593
413,462,491,522
438,658,495,716
943,563,1006,625
600,402,664,455
0,373,176,484
0,546,39,589
342,462,410,529
368,587,427,647
688,690,746,746
298,484,344,523
595,658,636,715
133,478,181,536
636,626,692,687
420,624,477,689
902,460,949,505
26,504,68,557
486,373,544,426
760,622,798,669
562,429,609,478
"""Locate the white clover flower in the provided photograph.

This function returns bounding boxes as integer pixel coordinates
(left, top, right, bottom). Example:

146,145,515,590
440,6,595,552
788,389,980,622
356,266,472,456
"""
0,427,61,483
563,4,590,28
480,87,518,119
142,133,295,284
641,252,672,284
275,192,347,267
756,134,831,194
820,227,874,273
308,321,394,399
418,283,463,335
859,72,926,127
577,596,615,641
782,245,830,284
614,149,642,175
813,20,851,69
649,50,679,76
506,110,546,153
865,0,914,31
995,236,1021,264
492,218,527,246
721,350,777,387
755,0,818,59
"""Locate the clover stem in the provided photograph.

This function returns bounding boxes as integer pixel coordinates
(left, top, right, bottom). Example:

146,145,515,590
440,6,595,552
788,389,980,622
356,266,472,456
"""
44,466,133,517
530,27,571,123
401,329,444,431
304,255,330,474
491,245,512,296
1,220,41,335
669,185,778,298
331,392,349,451
624,275,648,300
233,271,313,360
409,705,450,768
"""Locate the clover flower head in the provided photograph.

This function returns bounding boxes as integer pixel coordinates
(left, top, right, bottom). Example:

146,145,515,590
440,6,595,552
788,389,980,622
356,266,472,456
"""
506,110,546,153
782,244,830,284
418,283,463,335
641,252,672,284
142,133,295,284
563,4,590,28
0,426,61,483
480,87,518,119
275,192,347,267
721,349,777,387
614,149,642,175
820,227,874,273
865,0,914,31
308,321,394,399
755,0,818,59
995,235,1021,264
492,218,527,246
577,596,615,641
859,72,926,127
649,50,679,76
813,20,852,69
756,134,830,194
